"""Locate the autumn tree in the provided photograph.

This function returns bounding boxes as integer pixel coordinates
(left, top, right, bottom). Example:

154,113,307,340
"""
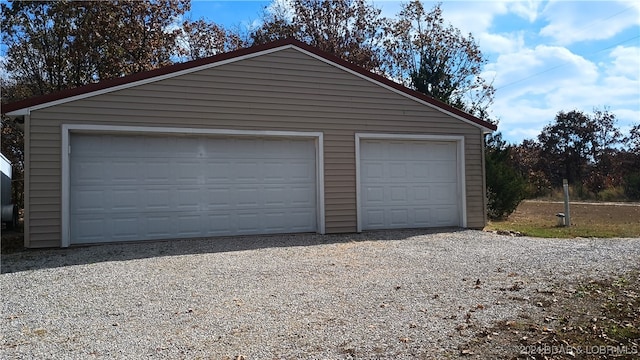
620,124,640,200
625,123,640,155
384,1,494,120
537,110,597,188
537,109,626,192
1,0,190,98
250,0,387,71
178,19,248,61
510,139,551,198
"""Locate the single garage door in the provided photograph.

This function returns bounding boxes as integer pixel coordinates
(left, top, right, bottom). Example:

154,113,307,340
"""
70,134,318,244
359,139,461,230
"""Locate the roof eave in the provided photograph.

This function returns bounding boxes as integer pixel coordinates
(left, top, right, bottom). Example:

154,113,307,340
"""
6,109,28,116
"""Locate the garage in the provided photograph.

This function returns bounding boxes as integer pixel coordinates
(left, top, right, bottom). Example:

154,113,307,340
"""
3,39,496,248
68,132,320,244
357,135,465,231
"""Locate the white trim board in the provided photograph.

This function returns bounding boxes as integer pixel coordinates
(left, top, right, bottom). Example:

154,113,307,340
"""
61,124,325,247
355,133,467,232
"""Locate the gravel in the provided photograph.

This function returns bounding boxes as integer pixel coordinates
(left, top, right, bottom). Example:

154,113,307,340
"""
1,229,639,359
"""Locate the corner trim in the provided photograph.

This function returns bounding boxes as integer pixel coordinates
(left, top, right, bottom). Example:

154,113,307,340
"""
23,114,31,247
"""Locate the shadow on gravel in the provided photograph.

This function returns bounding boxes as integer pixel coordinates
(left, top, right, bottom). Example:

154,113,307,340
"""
1,227,463,274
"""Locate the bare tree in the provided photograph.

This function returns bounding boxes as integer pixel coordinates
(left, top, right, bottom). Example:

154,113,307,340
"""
384,1,494,120
178,19,248,61
251,0,387,72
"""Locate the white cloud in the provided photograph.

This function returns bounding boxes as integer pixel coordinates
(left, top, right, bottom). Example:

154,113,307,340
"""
439,1,509,35
265,0,294,21
539,1,640,45
488,45,598,93
485,41,639,143
605,45,640,79
477,31,525,54
508,0,543,22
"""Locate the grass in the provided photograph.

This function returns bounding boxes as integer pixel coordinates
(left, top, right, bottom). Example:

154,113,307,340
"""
485,200,640,238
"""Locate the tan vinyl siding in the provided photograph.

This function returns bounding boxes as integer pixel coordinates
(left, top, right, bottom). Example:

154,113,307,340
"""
26,47,487,247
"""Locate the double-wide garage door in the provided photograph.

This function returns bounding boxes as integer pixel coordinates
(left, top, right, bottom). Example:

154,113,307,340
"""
70,134,318,244
359,139,461,230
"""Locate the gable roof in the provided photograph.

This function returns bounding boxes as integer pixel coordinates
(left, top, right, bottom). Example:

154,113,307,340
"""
2,38,497,132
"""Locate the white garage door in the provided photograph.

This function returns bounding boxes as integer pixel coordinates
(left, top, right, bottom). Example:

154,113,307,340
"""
359,139,461,230
70,134,317,244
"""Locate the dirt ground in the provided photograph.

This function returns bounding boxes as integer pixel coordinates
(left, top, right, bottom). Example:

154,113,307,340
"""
508,201,640,228
487,201,640,238
461,270,640,359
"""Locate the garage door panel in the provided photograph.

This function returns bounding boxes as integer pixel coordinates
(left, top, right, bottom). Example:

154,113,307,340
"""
76,217,106,241
360,139,460,230
111,161,140,183
112,189,139,211
206,187,233,209
287,161,315,181
362,162,384,180
389,162,408,178
72,160,105,185
176,187,201,210
414,186,429,201
207,214,232,235
70,134,317,244
143,161,172,183
432,143,456,160
144,189,171,210
432,161,457,180
237,212,260,232
364,209,385,228
290,185,316,206
73,189,107,212
264,186,286,206
205,161,232,183
264,211,287,232
288,210,317,231
177,215,204,237
364,186,384,203
236,162,260,181
389,209,409,226
175,161,201,183
432,184,457,204
235,187,260,207
390,186,407,201
434,206,458,225
414,208,431,226
112,217,139,239
263,162,285,181
145,215,172,237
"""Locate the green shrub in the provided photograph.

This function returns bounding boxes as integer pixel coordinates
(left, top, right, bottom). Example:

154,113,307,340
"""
623,172,640,201
486,148,526,220
597,186,625,202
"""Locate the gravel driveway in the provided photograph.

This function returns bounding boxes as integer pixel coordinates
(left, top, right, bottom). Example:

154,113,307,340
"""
2,229,639,359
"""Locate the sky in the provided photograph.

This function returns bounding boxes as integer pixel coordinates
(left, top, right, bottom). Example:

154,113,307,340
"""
184,0,640,145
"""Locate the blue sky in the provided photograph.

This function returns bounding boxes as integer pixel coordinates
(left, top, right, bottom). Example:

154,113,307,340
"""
185,0,640,145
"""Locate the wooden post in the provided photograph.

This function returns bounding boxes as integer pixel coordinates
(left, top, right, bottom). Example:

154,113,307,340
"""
563,179,571,226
